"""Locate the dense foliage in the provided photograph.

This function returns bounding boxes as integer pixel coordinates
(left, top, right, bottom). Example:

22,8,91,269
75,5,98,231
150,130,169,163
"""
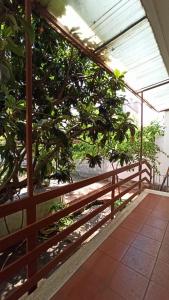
0,1,136,203
73,121,165,172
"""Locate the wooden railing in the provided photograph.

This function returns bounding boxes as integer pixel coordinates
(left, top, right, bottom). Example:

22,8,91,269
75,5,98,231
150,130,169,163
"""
160,167,169,191
0,160,152,299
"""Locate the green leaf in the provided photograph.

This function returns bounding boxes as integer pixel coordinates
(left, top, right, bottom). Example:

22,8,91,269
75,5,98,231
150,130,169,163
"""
17,100,26,109
20,19,35,43
0,62,11,82
114,69,121,79
3,26,13,37
7,38,24,57
0,39,7,51
6,14,18,31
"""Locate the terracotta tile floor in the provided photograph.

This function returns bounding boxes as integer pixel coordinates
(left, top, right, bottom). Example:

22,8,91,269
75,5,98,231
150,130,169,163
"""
51,193,169,300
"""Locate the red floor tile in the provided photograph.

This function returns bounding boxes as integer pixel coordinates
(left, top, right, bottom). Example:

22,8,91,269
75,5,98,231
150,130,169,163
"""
162,226,169,244
132,234,161,257
129,211,148,223
52,269,105,300
82,250,119,283
151,210,169,221
99,237,129,261
158,242,169,266
162,234,169,246
51,268,87,300
151,259,169,290
81,249,102,270
145,215,168,230
133,207,152,216
144,281,169,300
110,264,149,300
109,226,137,245
122,246,155,278
140,224,165,242
93,287,125,300
121,217,144,233
137,201,156,211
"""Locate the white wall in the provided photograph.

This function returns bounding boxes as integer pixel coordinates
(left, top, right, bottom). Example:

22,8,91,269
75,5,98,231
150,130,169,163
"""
76,159,143,183
156,111,169,182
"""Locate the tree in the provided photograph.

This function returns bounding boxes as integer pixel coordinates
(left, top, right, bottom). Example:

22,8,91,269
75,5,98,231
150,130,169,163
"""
0,1,136,204
73,121,165,172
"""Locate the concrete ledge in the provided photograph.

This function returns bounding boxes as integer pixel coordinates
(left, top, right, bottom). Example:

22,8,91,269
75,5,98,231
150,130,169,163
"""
21,189,162,300
144,188,169,197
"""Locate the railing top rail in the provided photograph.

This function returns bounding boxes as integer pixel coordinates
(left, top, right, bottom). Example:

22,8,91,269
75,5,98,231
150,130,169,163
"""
0,168,150,250
0,160,147,217
34,160,146,204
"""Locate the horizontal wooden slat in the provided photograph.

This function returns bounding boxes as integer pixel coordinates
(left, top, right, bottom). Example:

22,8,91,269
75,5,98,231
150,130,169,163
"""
1,201,111,281
114,190,141,214
0,161,141,217
34,161,141,205
0,169,147,250
0,197,29,218
2,178,146,281
0,183,111,250
0,161,146,218
5,214,110,300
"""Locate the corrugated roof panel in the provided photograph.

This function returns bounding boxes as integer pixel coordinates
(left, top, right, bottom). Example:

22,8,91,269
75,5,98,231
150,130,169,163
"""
41,0,169,110
104,19,168,88
69,0,145,42
128,56,168,88
47,0,146,49
144,85,169,111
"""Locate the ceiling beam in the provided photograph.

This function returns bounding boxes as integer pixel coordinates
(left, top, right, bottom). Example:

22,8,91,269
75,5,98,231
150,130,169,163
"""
137,78,169,93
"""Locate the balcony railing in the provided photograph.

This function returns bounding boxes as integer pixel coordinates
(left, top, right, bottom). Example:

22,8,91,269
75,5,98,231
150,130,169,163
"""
0,160,152,300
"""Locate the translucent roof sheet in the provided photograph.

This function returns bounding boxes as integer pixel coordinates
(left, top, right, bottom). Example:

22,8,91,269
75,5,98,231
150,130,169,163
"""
69,0,145,43
144,84,169,111
41,0,169,111
106,19,168,87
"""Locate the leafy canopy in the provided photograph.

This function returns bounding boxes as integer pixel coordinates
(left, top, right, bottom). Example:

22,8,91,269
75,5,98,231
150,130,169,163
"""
73,121,164,172
0,1,136,203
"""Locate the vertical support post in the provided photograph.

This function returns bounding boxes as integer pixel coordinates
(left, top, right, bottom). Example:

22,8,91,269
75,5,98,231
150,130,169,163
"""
153,168,155,188
149,165,152,188
25,0,37,290
111,174,115,219
139,92,143,192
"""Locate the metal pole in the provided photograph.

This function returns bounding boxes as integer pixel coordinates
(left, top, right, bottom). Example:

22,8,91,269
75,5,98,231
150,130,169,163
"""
139,92,143,192
25,0,37,290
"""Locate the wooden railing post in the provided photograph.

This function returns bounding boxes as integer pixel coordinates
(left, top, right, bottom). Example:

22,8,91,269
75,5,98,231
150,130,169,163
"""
139,161,142,192
111,174,115,219
25,0,37,293
139,91,143,193
149,165,152,188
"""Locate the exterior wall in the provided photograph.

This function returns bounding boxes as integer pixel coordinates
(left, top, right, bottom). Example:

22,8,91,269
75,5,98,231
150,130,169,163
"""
126,100,169,184
156,111,169,183
76,160,140,182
